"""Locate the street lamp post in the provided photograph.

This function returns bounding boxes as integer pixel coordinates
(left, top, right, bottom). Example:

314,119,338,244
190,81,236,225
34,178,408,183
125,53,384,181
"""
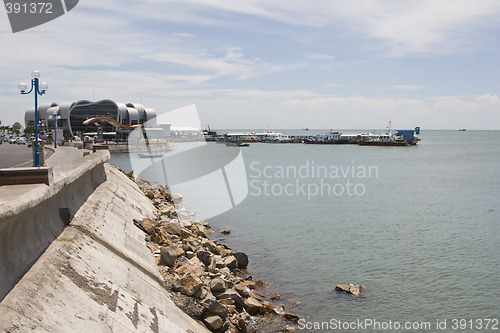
48,111,61,148
18,70,48,167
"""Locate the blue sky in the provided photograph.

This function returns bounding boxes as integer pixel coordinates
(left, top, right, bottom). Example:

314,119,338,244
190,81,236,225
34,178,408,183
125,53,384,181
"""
1,0,500,129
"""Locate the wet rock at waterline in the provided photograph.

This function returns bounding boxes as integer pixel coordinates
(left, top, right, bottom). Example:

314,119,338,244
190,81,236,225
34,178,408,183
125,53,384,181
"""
335,283,366,296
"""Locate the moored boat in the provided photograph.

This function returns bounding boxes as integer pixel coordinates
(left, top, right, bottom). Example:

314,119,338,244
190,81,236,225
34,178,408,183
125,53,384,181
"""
260,131,292,143
225,140,250,147
358,139,409,146
305,131,343,144
358,123,419,146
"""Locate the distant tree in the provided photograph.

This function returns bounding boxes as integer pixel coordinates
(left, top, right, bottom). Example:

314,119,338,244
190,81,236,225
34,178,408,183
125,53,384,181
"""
3,126,13,135
24,125,35,137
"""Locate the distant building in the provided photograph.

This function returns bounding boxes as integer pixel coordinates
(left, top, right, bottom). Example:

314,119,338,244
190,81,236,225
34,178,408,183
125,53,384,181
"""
24,99,159,141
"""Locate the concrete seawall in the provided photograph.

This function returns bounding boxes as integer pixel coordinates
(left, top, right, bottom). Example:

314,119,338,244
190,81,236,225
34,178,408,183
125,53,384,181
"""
0,149,209,332
0,150,110,300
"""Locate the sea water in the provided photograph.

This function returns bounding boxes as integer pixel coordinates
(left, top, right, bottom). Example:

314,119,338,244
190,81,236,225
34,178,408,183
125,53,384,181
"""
110,130,500,332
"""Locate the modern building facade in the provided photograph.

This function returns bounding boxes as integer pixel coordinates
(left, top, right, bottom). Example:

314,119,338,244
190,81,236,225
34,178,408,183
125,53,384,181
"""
24,99,158,140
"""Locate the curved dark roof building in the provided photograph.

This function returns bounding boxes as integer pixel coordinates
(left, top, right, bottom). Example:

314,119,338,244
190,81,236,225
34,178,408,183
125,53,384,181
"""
25,99,157,140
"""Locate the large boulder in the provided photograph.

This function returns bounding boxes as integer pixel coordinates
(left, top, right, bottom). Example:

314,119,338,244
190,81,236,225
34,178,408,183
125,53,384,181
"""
160,203,175,216
192,224,209,238
180,274,203,296
203,299,229,318
233,252,249,269
209,278,226,293
202,239,219,254
224,256,238,270
204,315,223,331
197,250,213,267
273,305,300,322
244,297,263,316
216,289,245,308
184,261,205,277
180,228,195,240
138,218,158,234
162,220,181,235
160,246,178,267
235,283,250,298
152,227,173,245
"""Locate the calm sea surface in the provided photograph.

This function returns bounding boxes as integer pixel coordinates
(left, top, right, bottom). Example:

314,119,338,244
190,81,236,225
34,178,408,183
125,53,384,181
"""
110,130,500,332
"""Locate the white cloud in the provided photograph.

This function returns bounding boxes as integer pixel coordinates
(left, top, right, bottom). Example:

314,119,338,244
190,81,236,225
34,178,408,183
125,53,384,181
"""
214,89,319,99
391,85,425,92
144,91,500,130
304,53,335,60
144,47,305,80
171,33,195,39
265,94,500,130
103,0,500,55
354,0,500,55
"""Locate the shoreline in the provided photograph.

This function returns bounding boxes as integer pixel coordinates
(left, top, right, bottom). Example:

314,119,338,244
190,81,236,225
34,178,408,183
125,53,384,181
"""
118,168,300,332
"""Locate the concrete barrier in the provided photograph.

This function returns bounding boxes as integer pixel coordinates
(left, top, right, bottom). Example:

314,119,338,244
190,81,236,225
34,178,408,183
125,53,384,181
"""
0,151,209,332
92,144,109,152
0,151,109,301
0,166,54,186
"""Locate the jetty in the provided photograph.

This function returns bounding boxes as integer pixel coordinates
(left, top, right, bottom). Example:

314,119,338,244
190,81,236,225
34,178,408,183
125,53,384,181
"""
214,126,421,146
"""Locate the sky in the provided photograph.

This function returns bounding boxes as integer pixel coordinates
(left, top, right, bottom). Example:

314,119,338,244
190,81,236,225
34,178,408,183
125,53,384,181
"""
1,0,500,130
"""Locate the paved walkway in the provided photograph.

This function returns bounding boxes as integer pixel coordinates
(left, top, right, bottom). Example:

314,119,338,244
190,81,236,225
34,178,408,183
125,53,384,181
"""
8,145,87,172
0,147,103,209
0,144,54,168
45,146,86,167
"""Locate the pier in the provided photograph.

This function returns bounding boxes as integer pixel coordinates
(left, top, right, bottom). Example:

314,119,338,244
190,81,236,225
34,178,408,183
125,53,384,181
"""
212,127,421,146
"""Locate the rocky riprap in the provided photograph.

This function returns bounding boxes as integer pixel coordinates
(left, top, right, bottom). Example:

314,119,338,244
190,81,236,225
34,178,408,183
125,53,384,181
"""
120,170,299,333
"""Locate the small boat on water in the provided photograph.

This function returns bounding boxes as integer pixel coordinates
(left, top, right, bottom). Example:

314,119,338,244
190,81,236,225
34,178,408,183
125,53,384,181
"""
138,153,164,158
459,129,466,131
225,140,250,147
218,131,291,143
260,131,292,143
358,131,409,146
358,122,419,146
305,131,343,144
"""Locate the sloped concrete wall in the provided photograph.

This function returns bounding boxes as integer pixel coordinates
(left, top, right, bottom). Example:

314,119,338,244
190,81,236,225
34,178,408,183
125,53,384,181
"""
0,159,209,332
0,151,109,301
